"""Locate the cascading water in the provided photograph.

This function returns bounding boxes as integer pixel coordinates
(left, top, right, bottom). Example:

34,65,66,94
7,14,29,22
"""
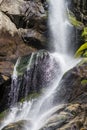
0,0,80,130
8,58,21,107
49,0,68,53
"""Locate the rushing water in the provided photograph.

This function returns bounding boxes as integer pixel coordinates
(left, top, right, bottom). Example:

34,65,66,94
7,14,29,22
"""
0,0,79,130
8,58,21,106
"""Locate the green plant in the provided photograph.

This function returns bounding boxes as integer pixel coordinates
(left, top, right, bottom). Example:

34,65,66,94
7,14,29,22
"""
68,11,83,29
75,43,87,57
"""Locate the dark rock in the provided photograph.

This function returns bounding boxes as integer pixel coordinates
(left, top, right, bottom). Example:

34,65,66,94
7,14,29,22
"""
54,61,87,104
0,50,61,111
68,0,87,25
2,120,31,130
8,50,61,106
0,77,11,113
41,103,87,130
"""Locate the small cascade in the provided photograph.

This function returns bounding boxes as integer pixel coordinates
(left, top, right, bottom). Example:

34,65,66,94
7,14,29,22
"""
8,58,21,107
0,0,80,130
7,50,61,107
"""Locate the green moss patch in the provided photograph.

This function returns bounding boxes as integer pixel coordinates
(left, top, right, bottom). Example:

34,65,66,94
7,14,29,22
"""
20,92,41,103
16,55,31,76
81,79,87,85
75,43,87,57
82,27,87,42
0,111,8,121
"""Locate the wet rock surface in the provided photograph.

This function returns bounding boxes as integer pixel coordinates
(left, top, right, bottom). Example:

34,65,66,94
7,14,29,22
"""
54,60,87,104
41,103,87,130
1,58,87,130
9,50,61,106
0,50,61,112
2,120,31,130
0,0,87,130
2,103,87,130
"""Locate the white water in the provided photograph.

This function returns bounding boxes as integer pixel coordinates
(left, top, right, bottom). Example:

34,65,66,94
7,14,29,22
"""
49,0,68,53
0,0,80,130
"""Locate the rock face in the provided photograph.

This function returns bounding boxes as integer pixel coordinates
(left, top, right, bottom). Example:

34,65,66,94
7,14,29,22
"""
2,104,87,130
0,50,61,112
2,120,31,130
0,0,48,112
0,0,48,48
41,103,87,130
67,0,87,53
69,0,87,25
0,0,48,79
1,59,87,130
54,60,87,104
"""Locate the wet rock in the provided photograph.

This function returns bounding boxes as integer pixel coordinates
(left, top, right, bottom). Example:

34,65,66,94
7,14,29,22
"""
54,61,87,104
41,103,87,130
40,59,87,130
0,78,11,113
2,120,31,130
8,50,61,106
0,50,61,112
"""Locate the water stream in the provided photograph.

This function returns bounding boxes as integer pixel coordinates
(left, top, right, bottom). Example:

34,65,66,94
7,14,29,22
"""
0,0,79,130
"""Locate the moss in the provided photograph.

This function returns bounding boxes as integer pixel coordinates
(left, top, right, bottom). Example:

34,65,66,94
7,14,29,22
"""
20,92,41,103
0,111,8,121
75,43,87,57
16,55,30,76
82,27,87,42
81,79,87,85
68,11,84,29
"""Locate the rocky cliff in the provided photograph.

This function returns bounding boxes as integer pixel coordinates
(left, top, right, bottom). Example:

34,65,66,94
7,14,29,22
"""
0,0,48,81
0,0,87,130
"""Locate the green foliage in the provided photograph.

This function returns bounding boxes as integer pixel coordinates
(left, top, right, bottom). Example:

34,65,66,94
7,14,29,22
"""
75,43,87,57
81,79,87,85
68,11,84,29
0,111,7,121
82,27,87,42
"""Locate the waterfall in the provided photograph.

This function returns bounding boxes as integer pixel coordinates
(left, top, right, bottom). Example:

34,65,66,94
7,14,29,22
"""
49,0,68,53
8,58,21,107
0,0,79,130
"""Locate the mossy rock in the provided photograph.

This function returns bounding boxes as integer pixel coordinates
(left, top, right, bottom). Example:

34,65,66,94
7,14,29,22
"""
16,54,32,76
81,79,87,85
20,92,41,103
0,111,7,121
2,120,31,130
75,43,87,57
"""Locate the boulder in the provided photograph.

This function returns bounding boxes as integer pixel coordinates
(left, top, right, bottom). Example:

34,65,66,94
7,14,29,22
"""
2,120,31,130
0,0,48,82
0,50,61,112
8,50,61,106
54,59,87,104
41,103,87,130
